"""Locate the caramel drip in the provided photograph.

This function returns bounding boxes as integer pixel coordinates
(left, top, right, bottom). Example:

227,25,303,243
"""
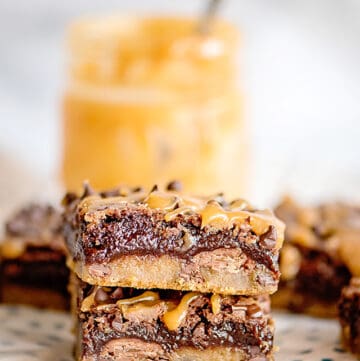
229,199,251,210
210,294,222,315
116,291,159,307
144,191,178,211
0,239,26,259
199,203,285,248
81,286,100,312
163,292,200,331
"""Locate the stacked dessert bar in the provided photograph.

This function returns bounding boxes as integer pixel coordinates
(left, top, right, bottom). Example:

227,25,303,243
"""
63,183,285,360
0,204,69,310
273,196,360,317
338,277,360,358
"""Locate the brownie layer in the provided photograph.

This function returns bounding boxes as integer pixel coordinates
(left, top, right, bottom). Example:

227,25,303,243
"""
0,249,70,309
272,246,351,316
273,197,359,316
64,184,284,294
74,278,274,360
338,278,360,356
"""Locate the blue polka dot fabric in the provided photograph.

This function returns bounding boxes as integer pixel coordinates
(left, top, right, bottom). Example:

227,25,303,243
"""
0,306,356,360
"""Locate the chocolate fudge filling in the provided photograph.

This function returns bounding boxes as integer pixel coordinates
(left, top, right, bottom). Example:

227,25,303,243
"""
1,259,69,294
76,280,274,358
63,183,283,273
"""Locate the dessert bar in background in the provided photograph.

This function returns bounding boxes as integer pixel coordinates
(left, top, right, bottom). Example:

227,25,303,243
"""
64,182,284,360
0,204,70,310
73,276,274,361
338,278,360,358
63,183,285,295
273,196,360,317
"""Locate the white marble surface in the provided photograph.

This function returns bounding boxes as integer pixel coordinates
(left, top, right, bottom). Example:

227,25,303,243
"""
1,0,360,219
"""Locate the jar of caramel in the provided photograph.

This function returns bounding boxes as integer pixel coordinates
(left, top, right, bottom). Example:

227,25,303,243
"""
62,15,246,196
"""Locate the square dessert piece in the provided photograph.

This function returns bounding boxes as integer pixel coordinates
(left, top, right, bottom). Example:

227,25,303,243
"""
63,183,285,295
338,278,360,358
72,275,275,361
0,204,70,310
273,197,360,317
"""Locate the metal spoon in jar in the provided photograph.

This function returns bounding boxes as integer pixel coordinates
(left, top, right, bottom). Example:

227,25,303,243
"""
198,0,224,35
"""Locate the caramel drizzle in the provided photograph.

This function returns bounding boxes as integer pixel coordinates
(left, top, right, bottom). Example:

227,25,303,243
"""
210,294,222,315
163,292,200,331
0,239,27,259
116,291,159,307
81,286,100,312
147,191,285,248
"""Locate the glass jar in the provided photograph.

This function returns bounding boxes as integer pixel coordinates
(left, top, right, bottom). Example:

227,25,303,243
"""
62,15,247,196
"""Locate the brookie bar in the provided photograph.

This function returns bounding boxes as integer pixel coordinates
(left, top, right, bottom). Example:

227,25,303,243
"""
273,197,360,317
338,278,360,358
63,183,285,295
73,275,274,361
0,204,70,310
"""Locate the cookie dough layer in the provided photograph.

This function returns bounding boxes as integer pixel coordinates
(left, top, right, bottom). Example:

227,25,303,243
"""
338,278,360,357
78,342,272,361
74,277,274,361
69,250,278,295
64,184,284,295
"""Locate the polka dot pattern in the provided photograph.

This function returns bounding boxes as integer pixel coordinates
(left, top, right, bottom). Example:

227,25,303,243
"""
0,306,356,360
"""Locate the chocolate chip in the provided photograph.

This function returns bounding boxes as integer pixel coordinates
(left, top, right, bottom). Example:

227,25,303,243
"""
82,181,95,198
150,185,159,192
132,186,144,193
111,317,123,332
166,180,182,192
259,226,277,250
246,304,263,318
111,288,124,300
100,188,121,198
95,288,111,304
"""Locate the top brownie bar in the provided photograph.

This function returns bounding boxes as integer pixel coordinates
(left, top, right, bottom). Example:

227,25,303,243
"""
63,183,285,295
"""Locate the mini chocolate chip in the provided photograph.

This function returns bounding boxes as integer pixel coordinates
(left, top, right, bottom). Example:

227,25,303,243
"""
100,189,121,198
167,180,183,192
61,192,77,206
81,181,95,198
259,226,277,250
111,288,124,300
95,288,111,304
150,185,159,192
132,186,144,193
246,304,263,318
111,317,123,332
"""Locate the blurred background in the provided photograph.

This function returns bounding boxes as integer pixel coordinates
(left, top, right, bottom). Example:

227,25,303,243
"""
1,0,360,220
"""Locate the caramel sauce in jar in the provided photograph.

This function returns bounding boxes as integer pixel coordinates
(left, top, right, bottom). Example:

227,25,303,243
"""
62,16,246,196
